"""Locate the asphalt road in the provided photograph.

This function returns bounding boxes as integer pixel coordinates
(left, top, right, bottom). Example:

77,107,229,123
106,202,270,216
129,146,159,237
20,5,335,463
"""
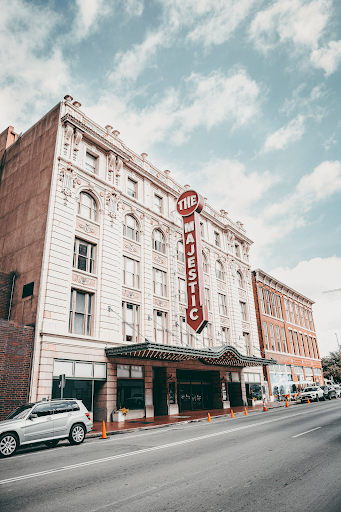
1,400,341,512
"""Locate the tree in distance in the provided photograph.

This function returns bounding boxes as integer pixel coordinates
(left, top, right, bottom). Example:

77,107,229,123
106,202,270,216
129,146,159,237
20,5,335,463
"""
322,351,341,383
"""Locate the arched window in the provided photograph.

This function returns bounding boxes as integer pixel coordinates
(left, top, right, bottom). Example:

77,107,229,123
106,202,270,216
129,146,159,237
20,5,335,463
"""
153,229,165,253
237,271,243,288
177,240,184,262
202,253,208,273
216,260,224,280
123,215,139,242
78,192,97,221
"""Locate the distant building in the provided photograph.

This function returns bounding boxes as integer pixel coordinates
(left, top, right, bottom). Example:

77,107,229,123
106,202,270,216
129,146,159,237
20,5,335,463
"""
252,269,323,399
0,96,274,421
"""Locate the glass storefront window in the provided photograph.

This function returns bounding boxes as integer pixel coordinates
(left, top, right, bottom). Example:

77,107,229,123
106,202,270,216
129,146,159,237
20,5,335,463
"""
246,383,262,401
117,379,145,409
52,379,93,412
131,366,143,378
53,360,73,377
117,365,130,378
94,363,106,378
75,362,93,377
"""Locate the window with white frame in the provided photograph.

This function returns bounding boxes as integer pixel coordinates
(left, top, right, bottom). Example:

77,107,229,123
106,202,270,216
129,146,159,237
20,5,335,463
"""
276,295,283,319
73,239,95,273
284,298,290,322
288,329,295,353
204,287,211,311
299,332,306,357
218,293,227,316
259,286,265,314
127,178,137,198
275,325,282,351
308,310,314,331
177,240,184,262
269,323,276,351
304,334,312,358
69,290,93,336
123,215,139,242
78,192,97,221
243,332,252,356
85,152,97,173
294,302,300,325
237,271,243,288
154,194,162,214
271,292,278,317
122,302,139,342
263,321,269,349
293,330,300,355
216,260,224,280
264,289,271,315
299,306,305,327
202,253,208,273
304,308,310,329
153,229,165,254
180,316,188,345
154,310,168,343
240,301,247,321
309,336,315,358
221,327,230,344
313,337,319,358
178,278,186,304
122,256,139,288
289,301,295,324
202,322,212,347
153,268,167,296
281,327,288,352
214,232,220,247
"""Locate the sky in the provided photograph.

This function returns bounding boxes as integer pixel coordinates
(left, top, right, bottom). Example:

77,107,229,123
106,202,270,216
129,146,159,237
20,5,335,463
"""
0,0,340,356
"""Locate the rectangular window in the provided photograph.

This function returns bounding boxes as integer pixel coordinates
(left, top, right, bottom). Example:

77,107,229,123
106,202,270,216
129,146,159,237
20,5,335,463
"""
284,298,290,322
264,289,271,315
154,310,168,344
275,325,282,352
221,327,230,344
214,232,220,247
271,292,278,318
288,330,295,354
180,316,188,345
235,244,241,258
204,288,211,311
153,268,167,296
299,332,307,357
269,323,276,351
289,301,295,324
122,302,140,343
218,293,227,316
203,322,212,347
69,290,92,336
73,239,95,274
85,152,97,173
178,278,186,304
127,178,137,198
313,338,319,358
293,331,300,355
281,327,288,352
276,295,283,319
259,286,265,314
243,332,251,356
308,310,315,331
154,194,162,214
122,256,139,288
309,336,315,358
294,303,300,325
263,321,269,350
299,306,305,327
304,334,311,358
240,301,247,321
304,308,310,330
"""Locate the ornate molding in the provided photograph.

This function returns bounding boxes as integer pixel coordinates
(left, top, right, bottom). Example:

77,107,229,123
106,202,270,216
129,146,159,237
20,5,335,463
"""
204,274,210,284
217,280,226,291
122,288,141,302
152,252,167,267
177,264,185,274
72,273,96,288
76,219,99,237
239,288,247,301
74,129,83,150
153,297,169,310
220,316,230,327
242,321,250,332
123,240,141,256
179,305,186,314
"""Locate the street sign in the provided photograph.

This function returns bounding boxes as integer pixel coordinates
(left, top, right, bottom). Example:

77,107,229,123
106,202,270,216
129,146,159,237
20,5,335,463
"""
177,190,208,334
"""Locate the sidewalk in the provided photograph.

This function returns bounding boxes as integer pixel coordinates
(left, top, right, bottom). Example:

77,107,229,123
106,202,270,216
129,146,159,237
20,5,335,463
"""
89,401,291,438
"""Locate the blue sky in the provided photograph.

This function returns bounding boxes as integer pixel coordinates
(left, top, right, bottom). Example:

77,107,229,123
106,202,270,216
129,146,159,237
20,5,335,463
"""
1,0,340,356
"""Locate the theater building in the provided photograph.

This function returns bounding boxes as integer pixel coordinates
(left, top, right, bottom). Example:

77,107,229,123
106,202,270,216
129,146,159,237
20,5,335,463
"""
0,96,274,421
252,269,323,399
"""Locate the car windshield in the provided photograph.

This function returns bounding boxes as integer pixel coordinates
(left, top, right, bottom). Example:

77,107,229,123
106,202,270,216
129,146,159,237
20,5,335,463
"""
305,387,317,392
6,404,34,420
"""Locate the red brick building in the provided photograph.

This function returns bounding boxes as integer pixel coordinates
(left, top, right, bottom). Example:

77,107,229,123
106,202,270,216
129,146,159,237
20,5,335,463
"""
252,269,323,399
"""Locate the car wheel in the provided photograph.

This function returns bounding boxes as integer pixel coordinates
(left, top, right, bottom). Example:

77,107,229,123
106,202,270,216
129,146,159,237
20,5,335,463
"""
44,440,59,448
69,424,86,445
0,433,18,458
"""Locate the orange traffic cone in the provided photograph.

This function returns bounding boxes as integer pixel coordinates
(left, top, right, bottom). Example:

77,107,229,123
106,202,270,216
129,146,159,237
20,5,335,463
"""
231,409,235,418
244,407,248,416
285,399,289,408
263,403,267,412
207,413,211,422
307,398,311,404
102,420,107,439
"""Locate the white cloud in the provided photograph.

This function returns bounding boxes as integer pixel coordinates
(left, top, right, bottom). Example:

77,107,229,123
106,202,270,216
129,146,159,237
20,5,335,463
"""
88,68,261,148
249,0,332,53
262,114,306,152
0,0,70,128
310,40,341,75
270,257,341,357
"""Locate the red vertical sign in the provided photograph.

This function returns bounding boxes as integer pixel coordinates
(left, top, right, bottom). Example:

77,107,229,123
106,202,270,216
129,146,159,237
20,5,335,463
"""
177,190,208,334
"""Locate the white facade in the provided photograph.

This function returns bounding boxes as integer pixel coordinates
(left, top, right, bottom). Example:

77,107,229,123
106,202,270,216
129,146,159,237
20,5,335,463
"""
30,98,265,416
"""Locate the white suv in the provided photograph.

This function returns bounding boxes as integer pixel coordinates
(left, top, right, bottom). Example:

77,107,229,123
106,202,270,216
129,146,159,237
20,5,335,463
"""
300,386,324,402
0,399,93,458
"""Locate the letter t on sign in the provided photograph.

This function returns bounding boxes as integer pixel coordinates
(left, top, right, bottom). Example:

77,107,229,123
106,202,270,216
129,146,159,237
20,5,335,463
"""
176,189,208,334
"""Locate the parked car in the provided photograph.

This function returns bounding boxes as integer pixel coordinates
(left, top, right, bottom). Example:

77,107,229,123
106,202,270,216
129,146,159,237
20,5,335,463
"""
333,385,341,398
323,386,337,400
300,386,324,402
0,399,93,458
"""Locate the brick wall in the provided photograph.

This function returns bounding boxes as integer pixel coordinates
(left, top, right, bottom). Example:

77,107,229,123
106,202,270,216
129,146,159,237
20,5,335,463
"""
0,319,34,420
0,271,14,320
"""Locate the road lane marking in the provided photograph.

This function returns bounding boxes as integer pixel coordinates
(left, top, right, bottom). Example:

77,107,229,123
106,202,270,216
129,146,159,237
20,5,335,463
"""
292,427,321,438
0,409,329,485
